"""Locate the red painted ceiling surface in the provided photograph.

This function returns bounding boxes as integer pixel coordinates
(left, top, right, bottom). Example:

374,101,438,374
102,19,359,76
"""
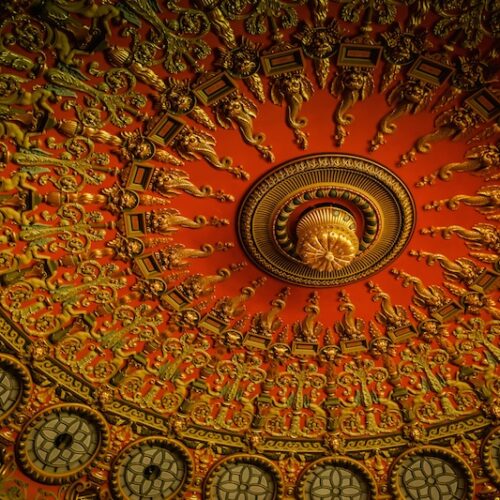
0,0,498,498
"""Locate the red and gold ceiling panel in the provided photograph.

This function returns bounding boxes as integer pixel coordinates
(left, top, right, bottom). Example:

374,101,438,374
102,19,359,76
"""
0,0,498,498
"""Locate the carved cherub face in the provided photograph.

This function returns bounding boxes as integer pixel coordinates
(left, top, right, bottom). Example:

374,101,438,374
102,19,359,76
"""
283,74,303,94
481,147,499,166
370,337,394,355
161,81,194,114
230,50,258,77
173,92,194,114
309,30,336,58
451,108,475,130
224,98,243,116
390,35,416,64
180,309,200,327
404,80,429,103
454,59,483,90
419,320,439,342
342,68,369,90
121,191,138,209
132,139,154,160
489,190,500,203
180,131,201,149
13,22,42,50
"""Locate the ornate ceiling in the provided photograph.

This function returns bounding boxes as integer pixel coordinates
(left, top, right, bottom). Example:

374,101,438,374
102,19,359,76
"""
0,0,498,499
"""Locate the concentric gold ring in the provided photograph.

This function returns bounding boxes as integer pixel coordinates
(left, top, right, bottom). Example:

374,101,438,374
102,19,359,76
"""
238,153,415,286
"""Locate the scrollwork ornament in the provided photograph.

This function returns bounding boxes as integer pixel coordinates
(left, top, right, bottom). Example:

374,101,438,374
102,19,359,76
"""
269,69,314,149
331,66,375,146
400,105,483,165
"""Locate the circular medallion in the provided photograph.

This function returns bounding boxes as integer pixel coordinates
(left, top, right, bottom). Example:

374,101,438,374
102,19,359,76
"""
205,455,283,500
390,446,474,500
297,457,376,499
0,354,31,423
482,426,500,487
238,154,415,286
17,404,108,484
111,437,192,499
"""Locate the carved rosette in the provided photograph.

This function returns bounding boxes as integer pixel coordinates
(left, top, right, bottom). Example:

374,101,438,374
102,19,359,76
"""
296,206,359,272
238,154,414,286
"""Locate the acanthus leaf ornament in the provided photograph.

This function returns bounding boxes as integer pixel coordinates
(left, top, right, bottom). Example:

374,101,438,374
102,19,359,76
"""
421,223,500,254
399,103,484,165
294,20,343,88
0,0,498,497
425,185,500,220
158,77,216,130
379,24,428,91
170,124,249,180
331,28,380,146
216,38,266,102
416,142,500,186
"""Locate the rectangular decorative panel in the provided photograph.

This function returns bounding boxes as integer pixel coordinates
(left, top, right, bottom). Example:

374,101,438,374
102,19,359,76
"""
291,341,318,356
193,72,237,105
431,301,463,322
465,88,500,121
125,163,155,191
407,56,454,86
261,47,305,76
388,324,417,344
134,253,162,278
123,212,147,237
337,44,382,67
162,288,190,310
243,333,271,349
147,113,185,146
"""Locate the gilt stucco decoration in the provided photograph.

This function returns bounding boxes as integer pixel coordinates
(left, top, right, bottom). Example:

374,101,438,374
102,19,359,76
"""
0,0,498,499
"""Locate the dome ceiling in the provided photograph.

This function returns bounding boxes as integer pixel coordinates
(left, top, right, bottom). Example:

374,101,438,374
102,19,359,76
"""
0,0,498,498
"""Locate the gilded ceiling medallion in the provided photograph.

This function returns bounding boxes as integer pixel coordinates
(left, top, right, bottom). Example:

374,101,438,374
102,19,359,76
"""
0,0,498,497
110,437,193,500
16,404,109,485
238,154,415,286
390,446,475,500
